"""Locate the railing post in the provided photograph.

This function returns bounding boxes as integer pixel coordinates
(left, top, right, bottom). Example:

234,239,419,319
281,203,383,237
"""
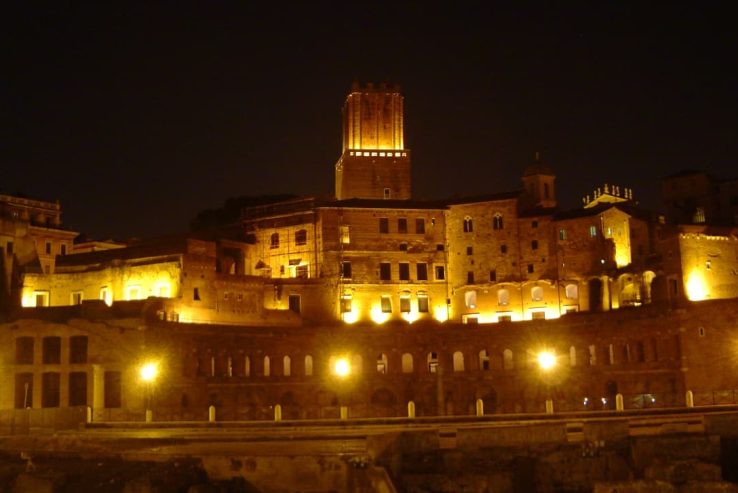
616,393,624,411
545,399,554,414
685,390,694,408
274,404,282,421
475,398,484,417
407,400,416,418
208,405,216,423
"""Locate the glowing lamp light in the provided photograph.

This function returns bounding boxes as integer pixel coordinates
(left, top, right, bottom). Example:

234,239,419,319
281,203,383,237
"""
333,358,351,378
370,306,390,325
537,351,556,371
342,310,359,324
686,271,708,301
433,306,449,323
140,362,159,383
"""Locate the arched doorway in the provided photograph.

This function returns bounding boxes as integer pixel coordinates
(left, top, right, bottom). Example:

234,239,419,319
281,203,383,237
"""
589,278,603,312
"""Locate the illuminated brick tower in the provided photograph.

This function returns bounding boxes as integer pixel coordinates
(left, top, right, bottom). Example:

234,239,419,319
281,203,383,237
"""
335,82,411,200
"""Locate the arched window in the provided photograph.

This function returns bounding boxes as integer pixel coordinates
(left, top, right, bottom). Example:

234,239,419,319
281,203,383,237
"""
295,229,307,245
427,352,439,373
503,349,514,370
402,353,414,373
263,356,271,377
479,349,490,370
270,233,279,249
244,356,251,377
463,216,473,233
531,286,544,302
304,355,313,376
283,355,291,376
498,288,510,306
453,351,465,372
493,214,504,230
465,290,477,309
565,284,578,299
569,346,577,367
376,353,388,374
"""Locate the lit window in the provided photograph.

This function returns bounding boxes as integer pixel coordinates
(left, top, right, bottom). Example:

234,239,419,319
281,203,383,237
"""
381,295,392,313
417,293,429,312
427,352,439,373
340,294,352,313
377,353,388,373
531,286,544,301
589,225,597,237
402,353,413,373
270,233,279,249
400,296,411,313
559,229,567,240
465,290,477,309
565,284,578,299
340,225,350,244
463,216,473,233
497,288,509,306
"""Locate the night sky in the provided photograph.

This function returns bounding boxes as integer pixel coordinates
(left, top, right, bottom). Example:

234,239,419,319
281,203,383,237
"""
4,3,737,240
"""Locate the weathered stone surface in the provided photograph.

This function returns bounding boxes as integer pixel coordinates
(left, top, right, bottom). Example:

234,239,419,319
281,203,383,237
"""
594,480,676,492
12,473,55,493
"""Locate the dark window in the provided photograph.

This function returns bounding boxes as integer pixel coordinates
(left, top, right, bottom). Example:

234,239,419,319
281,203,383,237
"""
104,371,122,408
398,218,408,233
341,261,352,278
42,336,61,364
15,373,33,408
493,215,504,230
270,233,279,248
501,244,508,254
379,218,389,233
418,296,429,312
295,229,307,245
69,372,88,406
415,218,425,234
399,262,410,281
467,271,475,284
463,218,473,232
489,270,497,282
381,296,392,313
416,263,428,280
466,246,473,255
193,287,200,301
60,244,67,255
42,372,60,408
527,264,534,274
400,297,411,312
531,220,538,228
288,294,301,314
531,240,538,250
399,243,408,251
69,336,88,364
45,242,51,255
436,243,445,251
435,265,446,280
7,241,14,255
380,262,391,280
15,337,34,364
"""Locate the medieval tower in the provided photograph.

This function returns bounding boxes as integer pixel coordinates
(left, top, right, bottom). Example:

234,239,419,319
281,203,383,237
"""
334,82,411,200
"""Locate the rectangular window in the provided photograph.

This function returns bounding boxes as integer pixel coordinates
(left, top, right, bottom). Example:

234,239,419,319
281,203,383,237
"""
559,229,567,241
42,336,61,364
60,244,67,255
7,241,14,255
531,220,538,228
527,264,534,274
467,271,475,284
415,218,425,234
295,264,308,278
466,246,473,255
531,240,538,250
15,373,33,409
340,295,352,313
45,241,52,255
69,372,88,406
489,270,497,282
71,292,83,305
69,335,88,364
42,372,61,408
381,295,392,313
193,287,200,301
589,225,597,237
104,371,122,408
398,218,408,233
341,261,352,279
416,263,428,281
288,294,301,314
400,296,411,313
340,225,350,244
379,218,389,233
379,262,391,281
434,265,446,281
15,337,34,364
418,295,429,313
436,244,445,251
383,188,391,199
399,262,410,281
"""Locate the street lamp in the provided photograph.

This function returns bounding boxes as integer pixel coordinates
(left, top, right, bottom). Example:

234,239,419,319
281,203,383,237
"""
139,361,159,422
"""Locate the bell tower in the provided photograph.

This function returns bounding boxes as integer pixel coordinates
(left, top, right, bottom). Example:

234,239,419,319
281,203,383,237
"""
335,82,411,200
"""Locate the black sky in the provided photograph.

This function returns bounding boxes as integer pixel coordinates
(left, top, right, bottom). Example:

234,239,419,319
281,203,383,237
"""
3,2,737,239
